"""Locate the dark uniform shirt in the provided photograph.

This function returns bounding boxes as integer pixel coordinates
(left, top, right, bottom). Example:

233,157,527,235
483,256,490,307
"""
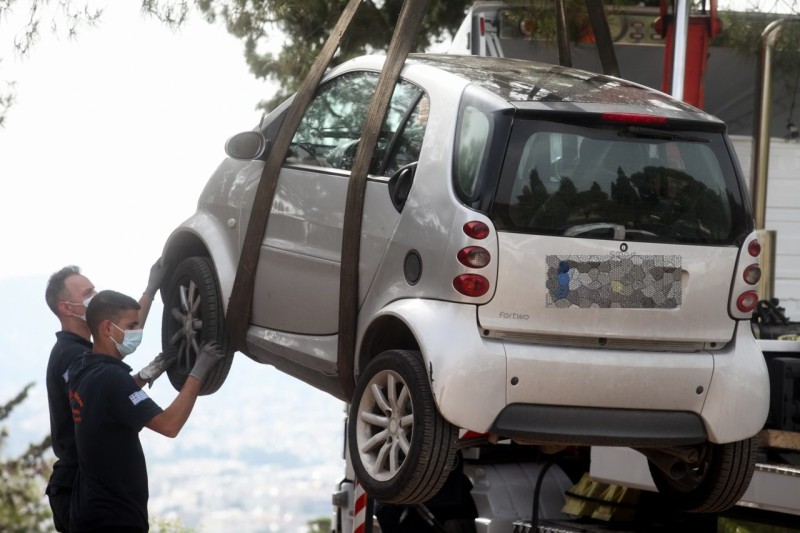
68,353,163,532
46,331,93,490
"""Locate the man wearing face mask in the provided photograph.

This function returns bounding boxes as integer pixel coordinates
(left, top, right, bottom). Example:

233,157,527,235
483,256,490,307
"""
43,262,169,532
67,290,224,533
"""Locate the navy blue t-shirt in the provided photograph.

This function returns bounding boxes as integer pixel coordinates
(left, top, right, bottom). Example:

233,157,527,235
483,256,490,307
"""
46,331,92,489
68,353,163,532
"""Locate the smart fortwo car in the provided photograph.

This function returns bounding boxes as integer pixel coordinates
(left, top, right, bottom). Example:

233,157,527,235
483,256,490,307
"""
158,54,769,513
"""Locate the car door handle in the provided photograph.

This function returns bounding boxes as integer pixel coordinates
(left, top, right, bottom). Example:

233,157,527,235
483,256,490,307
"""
388,162,418,213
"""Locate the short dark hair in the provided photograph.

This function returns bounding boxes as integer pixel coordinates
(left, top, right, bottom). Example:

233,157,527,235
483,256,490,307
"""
45,265,81,316
86,290,141,338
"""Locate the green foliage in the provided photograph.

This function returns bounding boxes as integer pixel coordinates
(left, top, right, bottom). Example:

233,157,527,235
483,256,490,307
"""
0,384,53,533
150,516,197,533
715,9,800,93
189,0,473,109
0,79,15,128
718,516,795,533
142,0,191,28
0,0,102,126
307,516,332,533
0,0,103,58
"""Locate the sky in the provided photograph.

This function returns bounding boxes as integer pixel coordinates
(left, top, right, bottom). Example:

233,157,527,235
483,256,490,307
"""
0,1,268,287
0,4,348,529
0,0,278,447
0,0,283,423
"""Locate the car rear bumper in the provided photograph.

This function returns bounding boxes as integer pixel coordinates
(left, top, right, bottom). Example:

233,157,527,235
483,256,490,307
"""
489,404,706,447
372,300,769,446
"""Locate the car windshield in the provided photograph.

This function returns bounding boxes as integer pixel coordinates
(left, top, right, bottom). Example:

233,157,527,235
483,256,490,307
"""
491,118,745,245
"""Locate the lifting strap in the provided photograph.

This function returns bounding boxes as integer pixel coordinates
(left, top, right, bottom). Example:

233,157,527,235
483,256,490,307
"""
553,0,620,76
554,0,572,67
585,0,621,77
337,0,432,399
226,0,431,402
225,0,363,352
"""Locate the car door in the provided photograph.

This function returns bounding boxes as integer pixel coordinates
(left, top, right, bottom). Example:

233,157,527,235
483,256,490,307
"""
246,70,428,335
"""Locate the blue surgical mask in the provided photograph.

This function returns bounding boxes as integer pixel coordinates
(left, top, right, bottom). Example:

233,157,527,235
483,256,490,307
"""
110,323,143,358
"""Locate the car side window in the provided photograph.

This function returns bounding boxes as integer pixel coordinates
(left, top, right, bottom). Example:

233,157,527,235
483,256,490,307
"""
287,72,374,168
455,106,491,198
287,71,427,176
379,93,428,176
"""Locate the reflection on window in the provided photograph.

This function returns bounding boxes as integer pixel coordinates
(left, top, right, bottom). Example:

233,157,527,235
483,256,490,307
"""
381,94,429,176
494,124,736,244
287,71,427,176
456,106,491,199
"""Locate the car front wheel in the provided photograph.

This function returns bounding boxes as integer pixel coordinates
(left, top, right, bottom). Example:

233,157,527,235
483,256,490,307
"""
348,350,458,504
161,256,232,395
648,437,758,513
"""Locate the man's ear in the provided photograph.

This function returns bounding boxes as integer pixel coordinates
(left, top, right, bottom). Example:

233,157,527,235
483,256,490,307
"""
98,319,113,339
57,300,72,318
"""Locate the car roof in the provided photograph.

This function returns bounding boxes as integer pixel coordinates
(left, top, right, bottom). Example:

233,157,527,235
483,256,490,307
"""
339,53,722,125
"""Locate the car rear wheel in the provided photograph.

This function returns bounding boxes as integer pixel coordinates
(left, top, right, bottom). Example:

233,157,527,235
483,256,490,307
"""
161,256,232,395
648,437,758,513
348,350,458,504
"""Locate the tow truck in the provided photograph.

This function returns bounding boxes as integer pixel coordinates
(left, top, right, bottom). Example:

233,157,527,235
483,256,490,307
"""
327,1,800,531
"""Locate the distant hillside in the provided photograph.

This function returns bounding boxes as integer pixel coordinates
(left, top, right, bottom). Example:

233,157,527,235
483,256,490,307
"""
1,274,346,531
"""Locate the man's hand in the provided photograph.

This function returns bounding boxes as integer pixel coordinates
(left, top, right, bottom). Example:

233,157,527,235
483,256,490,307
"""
189,341,225,383
145,257,168,298
138,348,179,388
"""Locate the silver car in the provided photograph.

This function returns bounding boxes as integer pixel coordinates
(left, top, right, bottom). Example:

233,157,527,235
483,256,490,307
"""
159,54,769,512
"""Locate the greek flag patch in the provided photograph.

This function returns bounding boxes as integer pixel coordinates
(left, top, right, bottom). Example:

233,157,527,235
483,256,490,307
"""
129,390,149,406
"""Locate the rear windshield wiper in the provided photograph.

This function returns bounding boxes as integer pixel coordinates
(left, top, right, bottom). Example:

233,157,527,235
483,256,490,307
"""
620,126,709,143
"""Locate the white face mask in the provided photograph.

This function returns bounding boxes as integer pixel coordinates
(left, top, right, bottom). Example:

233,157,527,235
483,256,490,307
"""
63,296,94,321
110,323,143,358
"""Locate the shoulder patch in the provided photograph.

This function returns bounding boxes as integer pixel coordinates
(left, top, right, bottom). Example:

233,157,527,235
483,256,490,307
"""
129,390,149,406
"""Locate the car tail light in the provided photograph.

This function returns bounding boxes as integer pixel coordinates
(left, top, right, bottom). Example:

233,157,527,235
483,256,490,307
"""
458,246,491,268
737,291,759,313
601,113,669,125
457,221,492,297
479,16,485,36
453,274,490,297
743,264,761,285
463,221,490,240
731,233,762,319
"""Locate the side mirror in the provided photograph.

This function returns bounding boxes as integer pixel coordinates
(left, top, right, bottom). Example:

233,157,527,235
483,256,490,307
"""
225,131,269,161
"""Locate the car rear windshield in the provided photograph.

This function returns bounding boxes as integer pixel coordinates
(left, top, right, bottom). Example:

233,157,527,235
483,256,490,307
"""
491,118,747,245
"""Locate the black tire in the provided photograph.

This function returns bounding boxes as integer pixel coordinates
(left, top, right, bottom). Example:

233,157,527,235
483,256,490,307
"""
348,350,458,505
161,256,232,395
648,437,758,514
